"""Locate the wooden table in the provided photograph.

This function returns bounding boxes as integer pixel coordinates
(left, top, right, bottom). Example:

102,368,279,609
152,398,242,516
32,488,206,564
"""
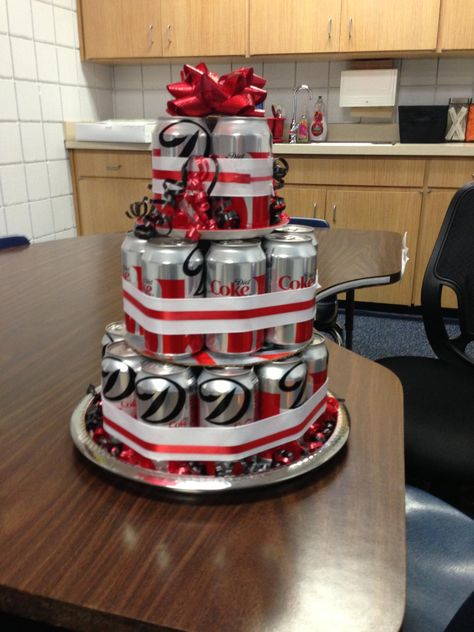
0,234,406,632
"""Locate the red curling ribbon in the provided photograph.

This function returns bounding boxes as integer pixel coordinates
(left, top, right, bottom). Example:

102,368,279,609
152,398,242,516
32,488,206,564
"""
167,62,267,118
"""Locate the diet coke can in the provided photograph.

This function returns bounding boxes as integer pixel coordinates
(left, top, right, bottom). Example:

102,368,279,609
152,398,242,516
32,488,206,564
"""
206,239,266,355
153,116,211,157
142,237,204,358
301,333,328,398
101,341,142,416
121,232,147,337
274,223,318,249
198,366,258,427
211,117,271,229
135,360,196,427
101,321,126,356
257,357,308,419
264,233,317,347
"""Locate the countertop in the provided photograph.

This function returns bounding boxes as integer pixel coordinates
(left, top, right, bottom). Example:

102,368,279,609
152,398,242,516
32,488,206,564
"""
65,140,474,157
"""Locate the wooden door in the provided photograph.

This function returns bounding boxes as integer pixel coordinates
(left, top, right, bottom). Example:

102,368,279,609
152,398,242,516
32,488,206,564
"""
79,0,161,60
249,0,341,54
339,0,441,52
439,0,474,50
325,189,422,305
161,0,247,57
77,178,151,235
282,186,327,219
412,190,458,308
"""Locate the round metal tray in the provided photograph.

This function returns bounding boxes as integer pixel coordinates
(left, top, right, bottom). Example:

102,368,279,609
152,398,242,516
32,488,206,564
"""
70,391,350,494
154,217,289,241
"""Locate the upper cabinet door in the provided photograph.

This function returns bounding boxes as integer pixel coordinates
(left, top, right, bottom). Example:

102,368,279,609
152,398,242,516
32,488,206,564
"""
339,0,441,53
439,0,474,50
249,0,341,54
79,0,162,60
161,0,247,57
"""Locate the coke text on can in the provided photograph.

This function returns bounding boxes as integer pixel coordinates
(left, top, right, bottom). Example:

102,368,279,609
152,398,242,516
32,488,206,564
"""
142,237,204,358
257,357,308,419
121,232,147,337
198,366,258,427
206,239,266,355
211,117,271,229
101,341,142,416
135,360,196,427
152,117,211,158
263,233,317,347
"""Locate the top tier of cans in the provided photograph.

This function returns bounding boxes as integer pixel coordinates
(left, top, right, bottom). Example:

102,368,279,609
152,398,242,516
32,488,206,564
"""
122,226,318,359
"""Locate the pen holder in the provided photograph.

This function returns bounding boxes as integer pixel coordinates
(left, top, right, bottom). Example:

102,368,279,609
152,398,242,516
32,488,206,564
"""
267,117,286,143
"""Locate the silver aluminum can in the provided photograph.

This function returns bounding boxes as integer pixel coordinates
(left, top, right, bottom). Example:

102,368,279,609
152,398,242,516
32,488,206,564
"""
152,116,211,157
142,237,204,358
257,357,308,419
274,224,318,248
301,333,328,398
101,341,142,416
121,232,148,336
205,239,266,355
212,117,271,158
198,366,258,427
211,117,271,229
263,233,317,347
135,360,196,427
101,321,126,357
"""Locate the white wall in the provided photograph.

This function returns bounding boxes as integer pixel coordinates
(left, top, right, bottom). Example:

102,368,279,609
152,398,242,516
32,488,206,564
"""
114,57,474,132
0,0,113,243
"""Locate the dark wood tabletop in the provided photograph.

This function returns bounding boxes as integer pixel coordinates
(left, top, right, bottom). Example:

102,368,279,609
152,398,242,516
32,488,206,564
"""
0,233,406,632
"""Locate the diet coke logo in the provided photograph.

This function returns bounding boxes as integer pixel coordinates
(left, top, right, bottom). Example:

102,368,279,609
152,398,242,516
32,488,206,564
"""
183,246,204,296
101,359,136,402
209,278,253,297
278,362,307,409
278,275,315,290
199,378,251,425
158,119,211,157
136,377,186,424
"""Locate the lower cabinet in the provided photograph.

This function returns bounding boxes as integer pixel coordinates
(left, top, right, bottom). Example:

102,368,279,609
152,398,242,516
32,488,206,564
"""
76,177,150,235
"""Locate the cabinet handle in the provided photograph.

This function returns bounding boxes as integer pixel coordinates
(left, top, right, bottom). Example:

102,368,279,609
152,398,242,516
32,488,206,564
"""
328,18,332,39
106,164,122,171
349,17,353,39
166,24,172,45
313,202,318,216
332,204,337,223
148,24,154,47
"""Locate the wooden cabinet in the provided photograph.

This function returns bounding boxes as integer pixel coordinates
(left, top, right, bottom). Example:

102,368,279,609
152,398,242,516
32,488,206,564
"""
339,0,441,53
79,0,161,60
438,0,474,51
69,150,151,235
161,0,247,57
282,155,424,305
249,0,340,55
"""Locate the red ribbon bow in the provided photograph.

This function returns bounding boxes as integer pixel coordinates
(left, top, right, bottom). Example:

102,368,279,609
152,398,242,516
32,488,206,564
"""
167,62,267,118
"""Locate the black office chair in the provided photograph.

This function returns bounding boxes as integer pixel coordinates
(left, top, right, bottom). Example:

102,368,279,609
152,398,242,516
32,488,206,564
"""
0,235,30,249
378,183,474,488
290,216,344,346
404,485,474,632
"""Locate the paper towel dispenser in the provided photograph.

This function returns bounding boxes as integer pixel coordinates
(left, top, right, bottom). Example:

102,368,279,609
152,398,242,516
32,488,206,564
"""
339,69,398,108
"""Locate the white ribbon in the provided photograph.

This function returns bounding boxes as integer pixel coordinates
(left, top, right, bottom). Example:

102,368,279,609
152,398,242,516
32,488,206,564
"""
102,381,328,462
152,156,273,197
123,279,318,334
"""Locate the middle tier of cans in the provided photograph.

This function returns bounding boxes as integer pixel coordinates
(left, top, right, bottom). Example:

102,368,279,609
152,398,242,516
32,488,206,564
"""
102,335,328,429
123,227,318,359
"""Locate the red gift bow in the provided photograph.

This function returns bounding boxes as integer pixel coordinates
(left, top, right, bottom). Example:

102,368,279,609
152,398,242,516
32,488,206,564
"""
167,62,267,118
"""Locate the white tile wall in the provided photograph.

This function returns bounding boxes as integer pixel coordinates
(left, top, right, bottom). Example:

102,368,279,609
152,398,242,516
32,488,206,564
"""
0,0,113,243
113,56,474,138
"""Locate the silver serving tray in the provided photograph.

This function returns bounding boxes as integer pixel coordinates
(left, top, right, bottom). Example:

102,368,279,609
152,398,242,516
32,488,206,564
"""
70,391,349,494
